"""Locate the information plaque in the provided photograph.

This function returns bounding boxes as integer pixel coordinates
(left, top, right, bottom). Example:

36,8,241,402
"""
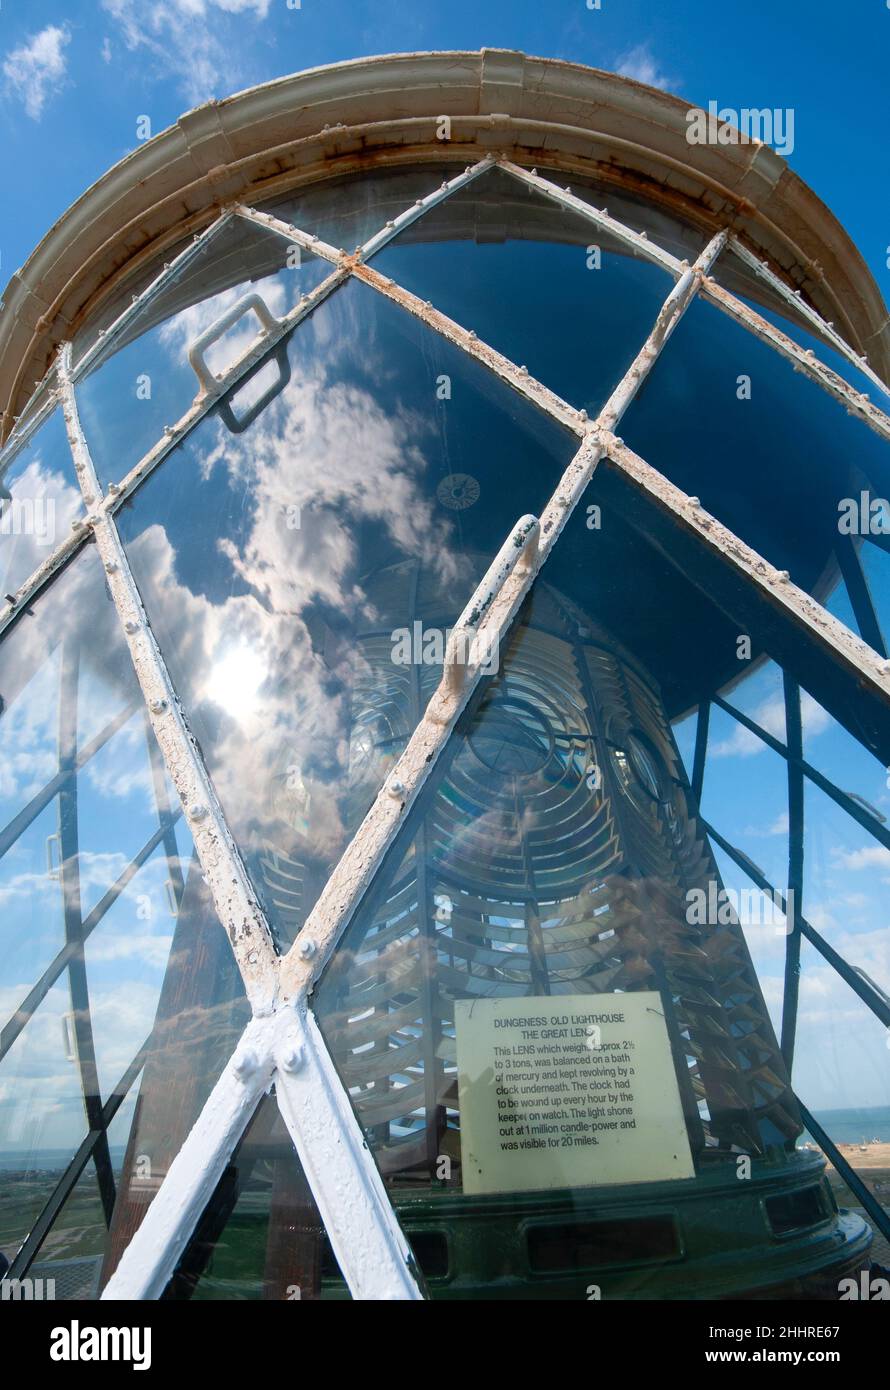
455,991,695,1195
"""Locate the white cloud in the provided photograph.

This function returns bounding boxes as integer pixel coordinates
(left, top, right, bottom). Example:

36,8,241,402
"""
711,691,831,758
101,37,113,64
615,45,675,93
102,0,271,105
2,23,71,121
830,844,890,872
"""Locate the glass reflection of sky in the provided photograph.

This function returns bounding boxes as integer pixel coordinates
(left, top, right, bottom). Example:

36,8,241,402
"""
74,216,332,489
0,546,195,1162
115,276,577,951
681,653,890,1113
0,408,83,598
373,167,672,417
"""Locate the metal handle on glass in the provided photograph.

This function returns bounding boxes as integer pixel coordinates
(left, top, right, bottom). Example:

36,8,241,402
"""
188,292,281,395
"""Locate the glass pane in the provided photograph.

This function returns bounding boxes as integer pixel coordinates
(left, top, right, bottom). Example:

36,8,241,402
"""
0,978,88,1265
555,169,708,263
259,163,468,252
0,405,82,597
76,708,169,919
115,276,576,952
699,705,790,891
798,682,889,831
162,1091,350,1302
859,537,890,652
0,802,66,1010
793,941,889,1233
70,231,196,366
10,1068,141,1299
84,840,188,1103
98,857,251,1290
305,441,890,1296
26,1159,107,1299
671,709,697,783
0,545,149,1040
802,779,890,992
373,166,673,417
74,215,332,489
622,296,890,601
711,246,890,407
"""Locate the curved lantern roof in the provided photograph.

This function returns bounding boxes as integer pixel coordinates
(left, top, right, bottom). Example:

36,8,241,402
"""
1,47,889,439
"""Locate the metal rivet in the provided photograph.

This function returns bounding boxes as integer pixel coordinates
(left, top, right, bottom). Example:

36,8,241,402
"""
689,496,701,507
125,619,139,634
233,1049,258,1080
150,697,168,714
389,778,406,797
297,937,316,959
776,570,790,582
108,481,120,495
189,803,207,820
279,1045,304,1073
104,561,118,574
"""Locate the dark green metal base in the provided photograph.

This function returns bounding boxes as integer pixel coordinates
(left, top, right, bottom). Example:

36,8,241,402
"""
384,1151,872,1300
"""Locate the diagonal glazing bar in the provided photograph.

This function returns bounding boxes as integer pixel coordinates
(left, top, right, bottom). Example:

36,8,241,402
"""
352,259,585,430
237,157,496,265
702,278,890,444
5,1039,149,1282
3,266,349,632
796,1100,890,1244
711,692,890,852
278,230,728,1000
0,816,178,1063
780,675,805,1069
70,211,236,381
728,236,890,398
231,205,342,264
357,156,495,260
603,433,890,756
272,1005,424,1300
58,345,280,1011
700,818,890,1031
498,159,681,276
0,700,137,860
101,262,349,509
0,368,58,464
101,1017,276,1300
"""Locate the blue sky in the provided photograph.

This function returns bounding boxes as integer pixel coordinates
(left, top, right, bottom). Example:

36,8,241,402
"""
0,0,888,293
0,2,888,1135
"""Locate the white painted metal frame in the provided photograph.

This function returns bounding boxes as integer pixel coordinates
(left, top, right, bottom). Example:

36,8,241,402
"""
4,149,890,1301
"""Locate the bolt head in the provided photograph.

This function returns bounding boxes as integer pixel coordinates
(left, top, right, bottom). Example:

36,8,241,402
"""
150,697,168,714
279,1044,304,1073
297,937,316,959
233,1049,258,1080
